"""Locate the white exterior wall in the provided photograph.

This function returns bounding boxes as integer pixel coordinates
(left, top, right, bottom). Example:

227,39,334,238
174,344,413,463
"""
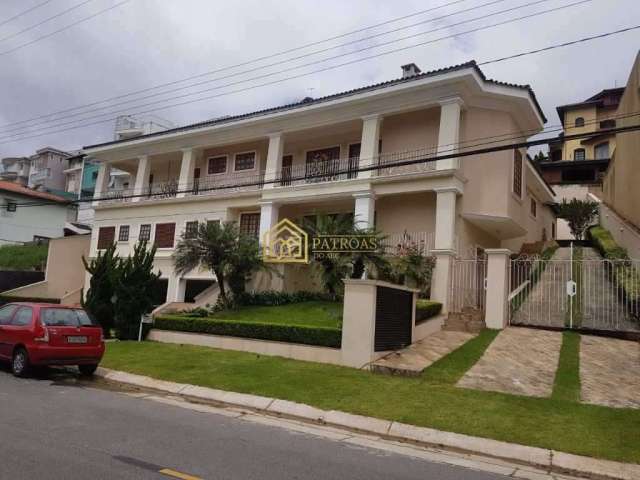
0,192,73,244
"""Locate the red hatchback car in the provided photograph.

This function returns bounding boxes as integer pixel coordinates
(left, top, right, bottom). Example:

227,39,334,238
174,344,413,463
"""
0,303,104,377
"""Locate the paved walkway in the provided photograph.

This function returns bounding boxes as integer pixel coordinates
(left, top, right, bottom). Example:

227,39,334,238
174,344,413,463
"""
580,335,640,409
457,328,563,397
371,331,476,376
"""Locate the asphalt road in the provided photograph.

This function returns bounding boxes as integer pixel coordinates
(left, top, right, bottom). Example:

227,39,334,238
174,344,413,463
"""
0,366,512,480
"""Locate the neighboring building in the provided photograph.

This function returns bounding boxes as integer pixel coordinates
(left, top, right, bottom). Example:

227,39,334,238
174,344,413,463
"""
0,157,31,185
536,87,624,240
114,114,175,141
0,180,76,245
27,146,72,191
601,51,640,251
83,61,556,308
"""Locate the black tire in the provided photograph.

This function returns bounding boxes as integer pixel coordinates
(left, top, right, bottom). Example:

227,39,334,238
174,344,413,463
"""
78,364,98,376
11,348,30,377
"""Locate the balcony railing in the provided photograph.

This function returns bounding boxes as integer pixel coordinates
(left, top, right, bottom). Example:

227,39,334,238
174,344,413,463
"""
381,231,435,256
97,147,447,204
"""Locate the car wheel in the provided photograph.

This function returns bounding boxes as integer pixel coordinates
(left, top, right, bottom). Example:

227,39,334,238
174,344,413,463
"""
78,364,98,376
12,348,30,377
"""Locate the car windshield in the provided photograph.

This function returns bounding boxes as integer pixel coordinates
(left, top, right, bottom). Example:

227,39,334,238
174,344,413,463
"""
41,308,99,327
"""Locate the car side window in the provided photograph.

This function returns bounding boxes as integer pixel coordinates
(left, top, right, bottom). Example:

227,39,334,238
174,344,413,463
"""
0,305,17,325
11,307,33,327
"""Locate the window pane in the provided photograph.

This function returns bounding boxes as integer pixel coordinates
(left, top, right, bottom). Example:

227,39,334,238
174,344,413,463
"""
235,152,256,171
239,213,260,238
595,143,609,160
0,305,17,325
12,307,33,326
41,308,99,327
97,226,115,249
574,149,586,161
118,225,130,242
185,221,198,239
139,224,151,241
208,156,227,174
513,150,522,197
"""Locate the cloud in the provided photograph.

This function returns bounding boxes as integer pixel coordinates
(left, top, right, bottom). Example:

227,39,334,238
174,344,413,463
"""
0,0,638,157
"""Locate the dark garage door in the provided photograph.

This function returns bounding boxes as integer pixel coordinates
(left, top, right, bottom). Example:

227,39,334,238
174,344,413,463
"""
374,286,412,351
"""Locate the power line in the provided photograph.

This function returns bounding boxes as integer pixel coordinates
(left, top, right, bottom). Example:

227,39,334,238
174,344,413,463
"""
0,0,54,29
0,0,132,57
0,0,540,134
5,122,639,209
0,0,597,144
0,0,97,44
0,0,474,128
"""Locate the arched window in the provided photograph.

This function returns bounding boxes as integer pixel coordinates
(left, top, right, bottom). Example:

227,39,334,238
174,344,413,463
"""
574,148,586,161
594,142,610,160
575,117,585,127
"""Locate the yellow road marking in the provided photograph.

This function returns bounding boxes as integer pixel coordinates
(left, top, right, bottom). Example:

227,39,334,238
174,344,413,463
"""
158,468,203,480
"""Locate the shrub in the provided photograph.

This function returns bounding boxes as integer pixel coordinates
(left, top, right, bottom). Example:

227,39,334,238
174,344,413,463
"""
415,300,442,323
0,244,48,270
235,290,333,307
154,315,341,348
589,226,629,260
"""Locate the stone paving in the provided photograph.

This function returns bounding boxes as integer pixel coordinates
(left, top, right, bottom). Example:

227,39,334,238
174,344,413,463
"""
371,330,476,376
457,327,563,397
580,335,640,409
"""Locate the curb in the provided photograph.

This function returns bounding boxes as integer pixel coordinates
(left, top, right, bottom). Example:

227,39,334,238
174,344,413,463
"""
95,367,639,480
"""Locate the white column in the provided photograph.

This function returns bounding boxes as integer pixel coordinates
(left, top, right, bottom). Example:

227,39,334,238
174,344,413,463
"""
263,132,284,189
353,192,375,229
436,98,463,170
259,201,280,247
430,250,455,314
359,114,382,178
177,148,196,198
131,155,150,202
92,162,111,207
484,249,511,329
434,188,458,250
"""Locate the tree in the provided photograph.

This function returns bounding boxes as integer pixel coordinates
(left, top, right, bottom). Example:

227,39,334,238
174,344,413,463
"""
557,198,599,240
532,151,547,163
304,214,388,298
113,241,161,340
173,221,263,307
82,243,118,337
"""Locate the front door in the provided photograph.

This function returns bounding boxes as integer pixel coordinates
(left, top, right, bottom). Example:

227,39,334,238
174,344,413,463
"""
305,146,340,183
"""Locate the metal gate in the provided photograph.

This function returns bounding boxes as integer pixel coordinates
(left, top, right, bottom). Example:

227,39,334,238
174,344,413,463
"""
449,253,487,313
509,245,640,333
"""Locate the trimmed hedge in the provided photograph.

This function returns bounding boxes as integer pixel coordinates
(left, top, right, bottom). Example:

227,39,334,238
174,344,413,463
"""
416,300,442,323
154,315,342,348
589,226,628,260
0,294,60,306
235,290,333,307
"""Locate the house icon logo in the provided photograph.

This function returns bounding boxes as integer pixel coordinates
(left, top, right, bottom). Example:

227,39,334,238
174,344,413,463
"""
263,218,309,264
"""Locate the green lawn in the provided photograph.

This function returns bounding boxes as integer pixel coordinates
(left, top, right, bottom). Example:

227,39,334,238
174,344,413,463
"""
0,243,48,270
204,301,342,329
103,330,640,464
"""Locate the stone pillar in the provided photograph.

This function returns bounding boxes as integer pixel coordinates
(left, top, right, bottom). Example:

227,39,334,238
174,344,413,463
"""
258,201,279,247
131,155,150,202
353,192,375,229
263,132,284,189
177,148,196,198
430,249,455,314
484,249,511,329
436,98,463,170
358,114,382,178
92,162,111,207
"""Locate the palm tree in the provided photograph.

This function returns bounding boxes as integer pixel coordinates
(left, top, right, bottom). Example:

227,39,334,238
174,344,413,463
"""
173,221,262,307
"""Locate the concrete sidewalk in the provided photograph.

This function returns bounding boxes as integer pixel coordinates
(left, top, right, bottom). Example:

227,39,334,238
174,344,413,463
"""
96,367,640,480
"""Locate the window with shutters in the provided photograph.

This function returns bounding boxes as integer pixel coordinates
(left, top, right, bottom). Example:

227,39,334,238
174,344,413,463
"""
234,151,256,171
184,221,198,239
512,150,523,198
97,226,115,249
154,223,176,248
239,213,260,238
118,225,130,242
207,156,227,174
139,224,151,241
574,148,586,161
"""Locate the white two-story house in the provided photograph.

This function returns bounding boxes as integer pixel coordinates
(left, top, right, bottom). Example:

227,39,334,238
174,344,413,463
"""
83,61,556,310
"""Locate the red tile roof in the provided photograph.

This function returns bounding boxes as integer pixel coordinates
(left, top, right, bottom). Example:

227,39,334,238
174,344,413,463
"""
0,180,70,203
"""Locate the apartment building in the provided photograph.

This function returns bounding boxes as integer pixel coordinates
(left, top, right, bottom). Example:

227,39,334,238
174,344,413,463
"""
83,61,555,307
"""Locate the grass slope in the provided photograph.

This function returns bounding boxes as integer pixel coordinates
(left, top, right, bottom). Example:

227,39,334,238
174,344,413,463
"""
552,331,581,402
103,331,640,464
0,244,48,270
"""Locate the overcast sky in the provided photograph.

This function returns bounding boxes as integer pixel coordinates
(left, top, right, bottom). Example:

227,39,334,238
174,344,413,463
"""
0,0,638,157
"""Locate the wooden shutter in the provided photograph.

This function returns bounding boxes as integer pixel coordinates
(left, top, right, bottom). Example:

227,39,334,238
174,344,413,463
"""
155,223,176,248
97,226,115,249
